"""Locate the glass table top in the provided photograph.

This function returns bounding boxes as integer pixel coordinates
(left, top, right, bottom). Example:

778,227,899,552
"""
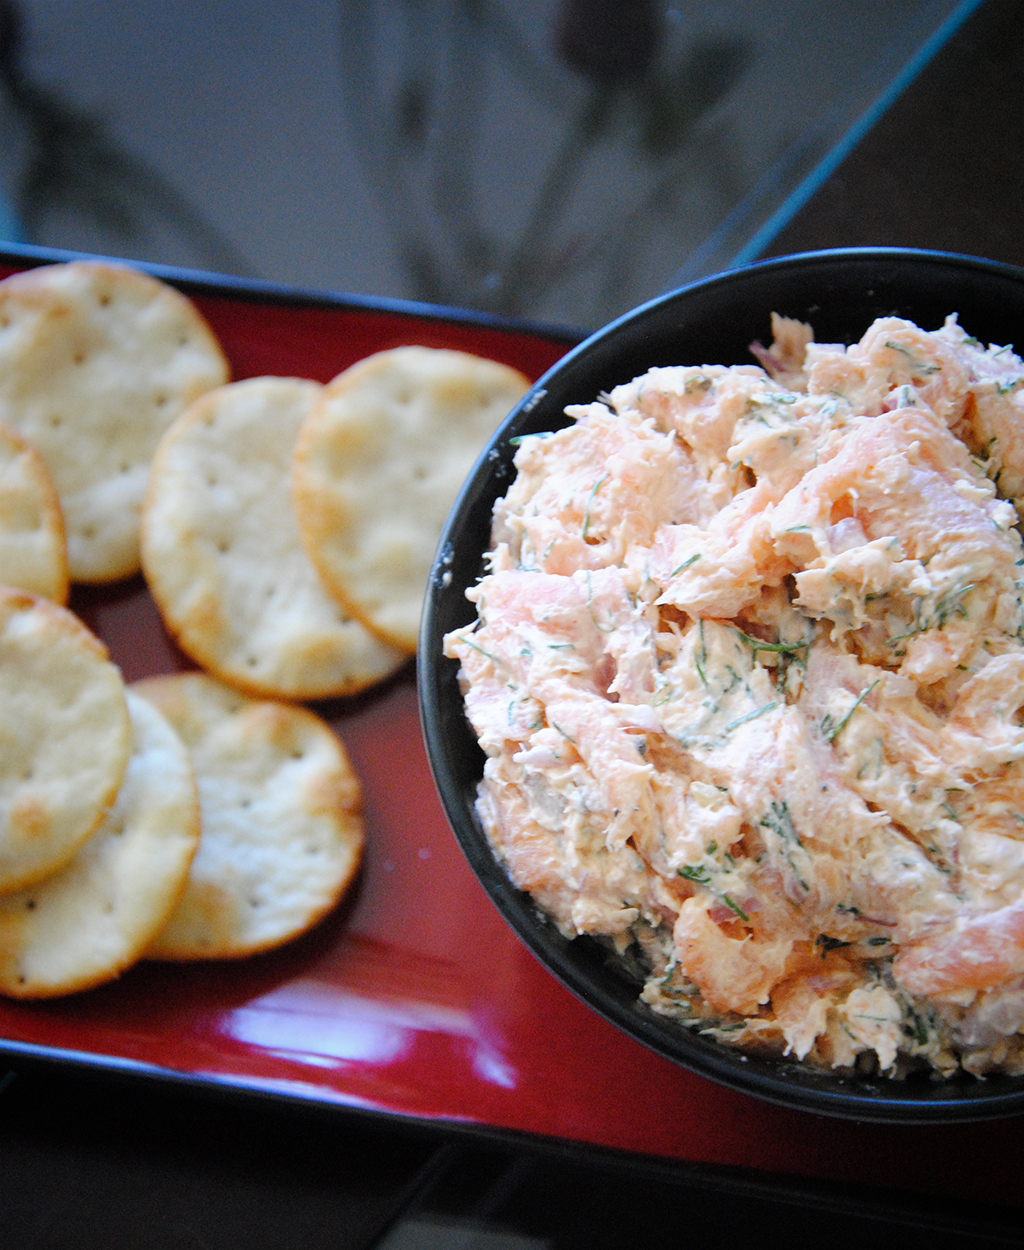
0,0,978,330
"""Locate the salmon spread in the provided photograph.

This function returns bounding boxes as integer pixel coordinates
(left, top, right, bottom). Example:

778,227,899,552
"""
444,314,1024,1078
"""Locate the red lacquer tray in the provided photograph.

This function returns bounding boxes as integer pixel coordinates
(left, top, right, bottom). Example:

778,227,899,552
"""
1,248,1023,1212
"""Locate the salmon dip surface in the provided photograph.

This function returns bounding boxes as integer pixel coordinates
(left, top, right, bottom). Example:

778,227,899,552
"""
444,313,1024,1079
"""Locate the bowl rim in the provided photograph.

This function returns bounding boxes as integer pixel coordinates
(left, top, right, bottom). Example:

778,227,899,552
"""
419,246,1024,1122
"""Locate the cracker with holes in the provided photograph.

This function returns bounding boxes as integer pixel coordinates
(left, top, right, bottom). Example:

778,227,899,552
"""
141,377,406,700
136,673,363,960
291,346,529,652
0,690,200,998
0,260,229,583
0,420,68,603
0,587,131,893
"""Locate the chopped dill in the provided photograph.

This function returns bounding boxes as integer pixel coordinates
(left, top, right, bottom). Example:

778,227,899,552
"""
581,474,609,541
904,1003,930,1046
723,701,777,732
694,620,709,687
670,552,701,576
455,636,503,666
721,894,750,922
884,340,940,375
732,627,810,658
940,797,961,822
821,678,880,744
584,570,615,633
678,864,711,884
888,584,975,643
760,802,811,891
761,799,800,846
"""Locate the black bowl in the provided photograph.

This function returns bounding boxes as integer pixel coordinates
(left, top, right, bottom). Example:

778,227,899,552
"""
419,247,1024,1122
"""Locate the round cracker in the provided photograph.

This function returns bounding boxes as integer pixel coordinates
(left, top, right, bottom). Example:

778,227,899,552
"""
136,673,363,960
0,261,230,583
0,420,68,603
0,690,200,998
291,346,529,652
141,377,406,700
0,587,131,893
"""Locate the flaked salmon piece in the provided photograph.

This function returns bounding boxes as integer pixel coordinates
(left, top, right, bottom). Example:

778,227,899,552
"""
806,316,971,426
895,894,1024,997
725,390,853,498
477,754,651,939
942,654,1024,773
448,566,666,856
610,364,766,466
936,314,1024,515
712,690,955,943
645,772,744,879
493,403,702,573
954,762,1024,917
955,385,1024,515
799,646,970,920
673,894,791,1016
749,313,816,391
766,407,1023,681
772,405,1016,564
653,618,781,752
769,973,844,1061
835,984,906,1072
651,482,791,618
463,566,638,687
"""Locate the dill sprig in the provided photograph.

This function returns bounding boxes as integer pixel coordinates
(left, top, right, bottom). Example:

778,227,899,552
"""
670,552,701,577
732,627,810,658
821,679,880,744
581,475,609,541
454,635,503,666
723,702,777,733
888,584,976,644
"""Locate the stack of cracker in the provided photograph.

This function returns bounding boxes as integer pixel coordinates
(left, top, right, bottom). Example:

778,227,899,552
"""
140,376,408,700
0,260,529,997
0,591,364,994
142,346,529,677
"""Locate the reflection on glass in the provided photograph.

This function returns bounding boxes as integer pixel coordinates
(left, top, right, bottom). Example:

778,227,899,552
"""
342,0,971,326
0,0,250,275
341,0,751,323
0,2,969,326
